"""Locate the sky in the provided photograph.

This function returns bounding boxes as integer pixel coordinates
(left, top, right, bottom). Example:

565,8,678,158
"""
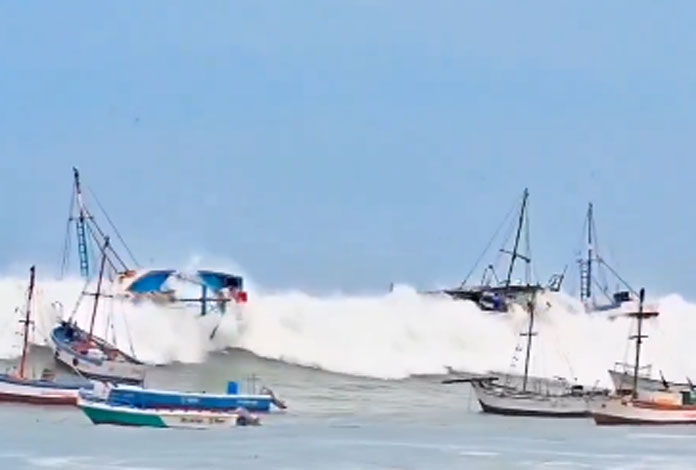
1,1,695,296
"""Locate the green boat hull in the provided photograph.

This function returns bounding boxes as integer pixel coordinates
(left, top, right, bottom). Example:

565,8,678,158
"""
83,404,167,428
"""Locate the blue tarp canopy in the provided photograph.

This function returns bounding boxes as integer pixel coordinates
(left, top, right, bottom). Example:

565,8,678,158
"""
127,270,176,294
197,270,243,291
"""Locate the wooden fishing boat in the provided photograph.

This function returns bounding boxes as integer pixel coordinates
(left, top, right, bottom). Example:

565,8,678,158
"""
591,289,696,425
424,189,563,312
445,291,608,416
78,396,260,429
103,380,286,413
0,267,91,405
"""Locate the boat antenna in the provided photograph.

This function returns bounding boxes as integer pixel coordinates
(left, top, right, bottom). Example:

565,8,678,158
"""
521,291,538,391
88,237,110,344
628,288,658,399
18,266,36,379
504,188,529,288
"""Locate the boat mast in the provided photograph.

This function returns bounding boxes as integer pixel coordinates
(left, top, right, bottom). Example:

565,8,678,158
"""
585,203,593,303
505,188,529,288
88,237,110,344
17,266,36,379
72,167,91,279
521,292,537,391
629,288,658,399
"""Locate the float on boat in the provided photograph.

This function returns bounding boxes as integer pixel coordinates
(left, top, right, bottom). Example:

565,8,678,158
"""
100,380,286,413
77,395,260,429
444,289,609,417
591,288,696,425
0,267,91,405
423,189,564,313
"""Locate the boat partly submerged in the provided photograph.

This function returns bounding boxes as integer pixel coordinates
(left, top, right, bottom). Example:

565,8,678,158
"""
78,396,260,429
0,266,91,405
103,380,287,413
424,189,564,313
591,288,696,425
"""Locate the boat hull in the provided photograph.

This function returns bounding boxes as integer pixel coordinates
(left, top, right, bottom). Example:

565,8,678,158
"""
593,398,696,425
0,375,83,405
108,385,275,412
79,399,247,429
51,324,146,385
608,369,688,395
472,381,602,417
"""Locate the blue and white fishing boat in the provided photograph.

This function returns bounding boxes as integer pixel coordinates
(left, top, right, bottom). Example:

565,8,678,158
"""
0,267,92,405
100,380,286,413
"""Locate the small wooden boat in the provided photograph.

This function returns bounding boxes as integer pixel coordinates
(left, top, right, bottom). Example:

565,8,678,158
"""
78,396,260,429
0,267,90,405
106,380,286,413
608,363,689,397
591,288,696,425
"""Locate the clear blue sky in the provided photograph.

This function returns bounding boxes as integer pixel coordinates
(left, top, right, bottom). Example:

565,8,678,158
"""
1,1,694,295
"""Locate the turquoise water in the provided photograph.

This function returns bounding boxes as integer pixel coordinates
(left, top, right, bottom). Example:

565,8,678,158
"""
1,350,696,469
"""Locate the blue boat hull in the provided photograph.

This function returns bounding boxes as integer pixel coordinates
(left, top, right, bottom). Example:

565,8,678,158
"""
107,386,274,412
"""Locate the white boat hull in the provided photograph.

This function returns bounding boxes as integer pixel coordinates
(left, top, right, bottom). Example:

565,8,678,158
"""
0,377,80,405
608,370,688,395
593,397,696,425
471,381,604,417
54,347,145,385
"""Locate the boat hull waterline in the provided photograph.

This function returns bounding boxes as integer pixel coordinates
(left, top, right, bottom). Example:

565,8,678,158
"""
0,375,83,405
593,398,696,425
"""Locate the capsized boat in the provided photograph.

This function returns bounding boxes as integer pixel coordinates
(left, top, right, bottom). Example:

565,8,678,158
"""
0,267,91,405
591,288,696,425
424,189,564,312
102,380,286,413
445,290,609,417
78,396,260,429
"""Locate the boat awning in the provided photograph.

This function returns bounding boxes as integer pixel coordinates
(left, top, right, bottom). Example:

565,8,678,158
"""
126,270,176,294
197,270,244,292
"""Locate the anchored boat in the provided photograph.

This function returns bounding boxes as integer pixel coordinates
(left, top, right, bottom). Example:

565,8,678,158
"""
103,380,286,413
445,290,608,417
78,396,260,429
0,267,90,405
591,288,696,425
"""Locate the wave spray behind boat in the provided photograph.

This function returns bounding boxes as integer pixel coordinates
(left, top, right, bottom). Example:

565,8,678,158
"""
1,272,696,385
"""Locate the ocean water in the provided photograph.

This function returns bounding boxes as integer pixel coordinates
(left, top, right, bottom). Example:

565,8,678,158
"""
1,277,696,469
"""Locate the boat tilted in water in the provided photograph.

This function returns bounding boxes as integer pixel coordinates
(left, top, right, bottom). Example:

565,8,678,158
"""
0,267,90,405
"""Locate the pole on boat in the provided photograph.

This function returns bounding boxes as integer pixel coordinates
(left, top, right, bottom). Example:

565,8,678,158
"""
18,266,36,380
521,291,537,392
586,203,593,303
505,189,529,288
88,237,110,344
628,288,658,399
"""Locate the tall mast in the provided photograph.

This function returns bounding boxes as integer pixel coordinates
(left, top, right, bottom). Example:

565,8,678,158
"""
521,292,537,391
586,203,593,302
18,266,36,379
73,167,91,278
505,188,529,288
88,237,110,343
628,288,658,399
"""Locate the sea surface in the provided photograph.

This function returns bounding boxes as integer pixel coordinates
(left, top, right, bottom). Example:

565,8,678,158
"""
2,349,696,470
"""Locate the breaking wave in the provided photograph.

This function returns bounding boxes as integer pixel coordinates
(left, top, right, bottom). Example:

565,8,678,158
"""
0,270,695,385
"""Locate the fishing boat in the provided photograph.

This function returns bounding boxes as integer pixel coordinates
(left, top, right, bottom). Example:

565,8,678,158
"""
574,203,638,315
77,395,260,429
445,291,608,416
425,189,563,312
0,267,90,405
608,362,689,397
52,237,147,385
591,288,696,425
101,380,286,413
58,167,248,339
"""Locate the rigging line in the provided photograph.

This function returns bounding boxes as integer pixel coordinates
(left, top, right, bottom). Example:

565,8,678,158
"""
460,196,519,287
84,223,120,275
596,256,637,296
85,185,140,268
